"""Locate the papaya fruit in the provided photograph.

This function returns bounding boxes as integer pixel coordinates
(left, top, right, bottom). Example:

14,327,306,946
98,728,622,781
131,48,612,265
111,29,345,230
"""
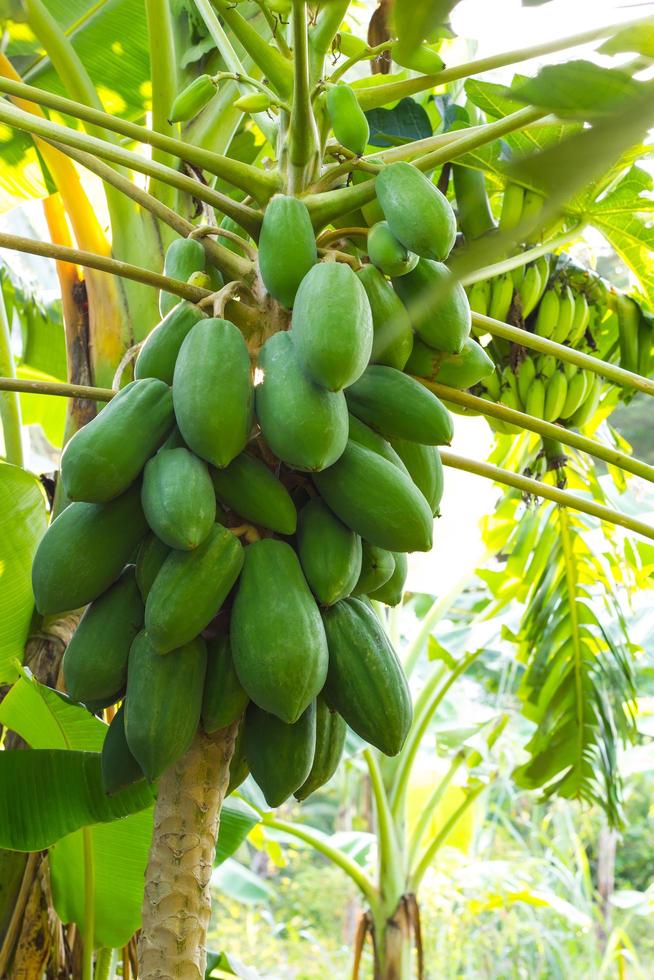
255,331,348,471
353,543,395,595
158,426,187,452
61,379,175,503
291,263,373,391
173,318,253,469
160,237,206,317
326,84,369,156
101,704,146,795
141,448,216,550
352,168,385,226
313,441,433,553
211,452,297,535
169,74,217,124
63,566,143,704
202,631,249,733
375,161,457,261
393,259,471,353
134,302,205,385
296,497,362,606
231,539,328,723
227,722,249,795
367,221,419,278
346,366,453,445
145,523,244,653
32,485,148,616
368,551,408,606
294,698,346,800
356,264,414,370
258,195,317,308
389,438,444,517
219,215,253,258
125,631,207,781
321,597,412,756
135,533,170,601
348,415,408,473
406,337,494,388
244,701,317,807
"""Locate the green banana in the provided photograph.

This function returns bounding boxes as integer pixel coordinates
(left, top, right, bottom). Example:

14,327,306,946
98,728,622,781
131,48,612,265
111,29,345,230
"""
559,368,588,419
617,294,640,374
551,284,575,344
569,372,601,428
518,262,543,319
543,371,568,422
488,273,514,323
511,263,526,289
536,354,557,379
468,279,491,317
525,376,546,418
520,190,545,243
499,183,525,231
483,369,502,400
517,357,536,405
567,292,590,347
534,288,559,338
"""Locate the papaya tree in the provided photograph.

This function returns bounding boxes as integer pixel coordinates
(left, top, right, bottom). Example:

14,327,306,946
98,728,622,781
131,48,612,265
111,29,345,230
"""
0,0,653,977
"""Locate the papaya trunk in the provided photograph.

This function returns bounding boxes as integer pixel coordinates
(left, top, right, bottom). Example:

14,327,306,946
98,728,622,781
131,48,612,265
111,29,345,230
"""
373,898,414,980
137,723,239,980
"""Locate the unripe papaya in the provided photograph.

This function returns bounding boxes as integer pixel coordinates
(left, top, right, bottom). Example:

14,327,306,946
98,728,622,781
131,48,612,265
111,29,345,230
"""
63,567,143,705
101,704,146,795
322,597,412,755
389,438,443,517
32,485,148,616
211,452,297,535
326,84,369,156
258,195,317,308
233,92,273,112
405,337,494,389
291,263,373,390
227,723,249,795
356,264,413,370
352,168,384,226
295,698,346,800
134,302,205,385
353,543,395,595
202,632,249,733
367,221,418,278
296,497,362,606
244,702,317,807
145,523,244,653
255,331,348,471
61,379,175,503
142,448,216,550
160,237,206,317
393,259,471,353
135,533,170,601
231,539,329,724
376,161,457,261
313,441,433,552
173,318,253,468
348,415,408,472
125,631,207,781
369,551,408,606
346,366,453,445
169,74,216,124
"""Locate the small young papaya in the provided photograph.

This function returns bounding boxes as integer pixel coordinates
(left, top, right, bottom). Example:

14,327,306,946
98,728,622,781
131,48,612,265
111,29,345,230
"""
169,74,216,124
159,237,206,317
326,84,370,156
258,195,317,308
367,222,418,278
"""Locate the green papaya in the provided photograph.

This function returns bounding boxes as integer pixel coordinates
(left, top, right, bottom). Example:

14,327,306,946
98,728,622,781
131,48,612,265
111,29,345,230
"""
295,697,346,800
326,84,369,156
376,161,457,261
169,74,216,124
258,195,317,308
125,631,207,781
393,259,471,353
322,597,411,755
219,215,253,258
101,704,146,795
135,533,170,601
158,426,187,452
367,221,419,278
227,722,249,795
352,168,385,226
313,441,433,553
32,485,148,616
346,366,453,445
353,543,395,595
142,448,216,550
244,702,317,807
145,523,244,653
296,497,362,606
348,415,408,472
160,237,206,317
202,631,249,733
368,552,408,606
356,264,414,370
291,263,373,391
255,331,348,471
211,452,297,535
63,566,143,704
134,302,205,385
406,337,494,388
389,438,443,517
61,379,174,503
231,539,328,723
173,318,253,468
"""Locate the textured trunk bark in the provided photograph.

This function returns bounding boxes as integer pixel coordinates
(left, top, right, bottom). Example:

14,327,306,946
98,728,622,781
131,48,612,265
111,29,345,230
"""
373,898,413,980
137,723,239,980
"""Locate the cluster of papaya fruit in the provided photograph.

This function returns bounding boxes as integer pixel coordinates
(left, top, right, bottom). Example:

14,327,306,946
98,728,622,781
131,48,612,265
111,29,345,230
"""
31,157,476,807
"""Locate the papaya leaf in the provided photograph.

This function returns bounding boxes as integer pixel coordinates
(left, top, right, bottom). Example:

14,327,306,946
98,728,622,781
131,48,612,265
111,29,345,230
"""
599,23,654,59
511,61,644,118
365,98,432,148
